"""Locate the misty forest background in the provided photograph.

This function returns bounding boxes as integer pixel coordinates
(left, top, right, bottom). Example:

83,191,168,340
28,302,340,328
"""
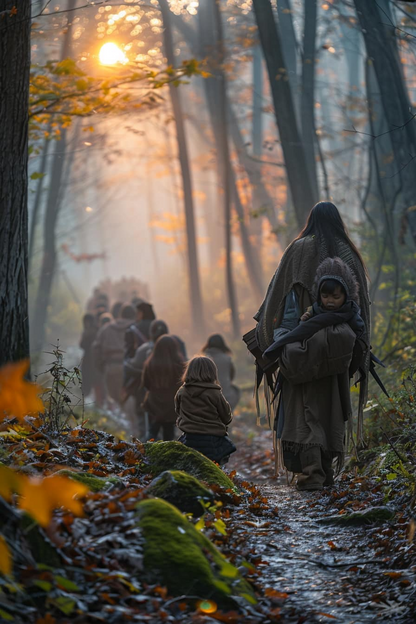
2,0,416,385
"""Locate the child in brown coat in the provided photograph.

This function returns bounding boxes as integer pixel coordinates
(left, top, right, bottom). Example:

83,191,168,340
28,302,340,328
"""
175,356,236,464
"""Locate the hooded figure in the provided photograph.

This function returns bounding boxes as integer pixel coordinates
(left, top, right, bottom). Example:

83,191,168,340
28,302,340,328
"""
272,257,368,491
93,304,136,405
175,356,236,464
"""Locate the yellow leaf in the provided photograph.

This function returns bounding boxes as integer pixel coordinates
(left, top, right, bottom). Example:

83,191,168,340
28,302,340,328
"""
19,475,88,527
0,535,12,576
0,361,44,422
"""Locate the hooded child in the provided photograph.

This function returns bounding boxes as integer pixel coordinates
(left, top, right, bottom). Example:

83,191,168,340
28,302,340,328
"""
175,356,237,465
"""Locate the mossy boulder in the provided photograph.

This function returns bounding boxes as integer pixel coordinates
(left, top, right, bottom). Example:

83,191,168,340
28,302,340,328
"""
135,498,256,606
144,470,214,516
320,506,395,526
55,469,123,492
144,441,236,491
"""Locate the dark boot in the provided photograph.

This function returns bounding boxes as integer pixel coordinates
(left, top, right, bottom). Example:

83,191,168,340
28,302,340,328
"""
321,451,335,487
297,447,326,491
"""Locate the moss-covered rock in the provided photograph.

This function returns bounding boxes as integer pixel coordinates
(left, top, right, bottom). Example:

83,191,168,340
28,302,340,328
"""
144,441,236,490
55,469,123,492
135,498,256,606
144,470,214,517
320,506,395,525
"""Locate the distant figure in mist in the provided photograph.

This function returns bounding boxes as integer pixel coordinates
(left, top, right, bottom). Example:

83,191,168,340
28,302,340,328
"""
201,334,240,410
93,304,136,407
124,320,187,438
175,356,236,465
111,301,123,320
252,201,370,488
80,314,98,398
142,335,185,441
125,299,156,359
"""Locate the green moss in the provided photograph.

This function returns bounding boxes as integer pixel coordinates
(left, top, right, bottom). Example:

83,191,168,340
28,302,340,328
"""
320,506,395,525
144,441,236,490
55,469,122,492
145,470,214,517
135,498,256,606
357,445,407,476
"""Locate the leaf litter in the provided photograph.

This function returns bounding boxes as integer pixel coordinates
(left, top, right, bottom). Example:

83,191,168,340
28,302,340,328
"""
0,400,414,622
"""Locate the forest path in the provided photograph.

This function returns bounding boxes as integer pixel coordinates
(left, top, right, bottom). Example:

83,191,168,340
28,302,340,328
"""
251,483,395,623
228,426,414,623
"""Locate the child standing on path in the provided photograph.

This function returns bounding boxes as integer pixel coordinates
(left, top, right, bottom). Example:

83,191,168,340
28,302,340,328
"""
175,356,236,464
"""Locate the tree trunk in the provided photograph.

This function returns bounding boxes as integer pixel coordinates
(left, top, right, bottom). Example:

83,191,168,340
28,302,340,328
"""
31,0,76,355
0,1,31,365
252,0,318,228
29,130,52,265
230,169,264,300
354,0,416,243
212,0,240,338
301,0,319,199
159,0,205,337
252,44,263,157
277,0,299,116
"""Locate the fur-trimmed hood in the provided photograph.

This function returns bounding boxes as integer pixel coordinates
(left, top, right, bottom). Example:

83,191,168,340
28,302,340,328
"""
313,257,360,305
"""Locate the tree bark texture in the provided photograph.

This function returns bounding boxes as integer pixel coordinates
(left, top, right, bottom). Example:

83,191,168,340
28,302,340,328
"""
252,0,318,228
159,0,205,337
277,0,299,118
301,0,319,199
252,44,263,157
354,0,416,243
29,131,52,264
0,1,31,365
32,0,76,355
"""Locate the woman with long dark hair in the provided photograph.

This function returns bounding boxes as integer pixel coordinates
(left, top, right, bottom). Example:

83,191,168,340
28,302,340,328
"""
142,335,185,441
253,201,370,486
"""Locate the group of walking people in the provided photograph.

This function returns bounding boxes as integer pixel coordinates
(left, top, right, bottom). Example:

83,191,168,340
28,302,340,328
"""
80,200,371,488
80,295,241,465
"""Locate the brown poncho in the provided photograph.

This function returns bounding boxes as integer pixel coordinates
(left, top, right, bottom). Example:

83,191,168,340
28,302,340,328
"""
254,235,370,442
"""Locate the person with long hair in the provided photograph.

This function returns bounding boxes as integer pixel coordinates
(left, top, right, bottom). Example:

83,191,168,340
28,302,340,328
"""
252,201,370,484
201,334,240,410
142,335,185,441
175,356,236,464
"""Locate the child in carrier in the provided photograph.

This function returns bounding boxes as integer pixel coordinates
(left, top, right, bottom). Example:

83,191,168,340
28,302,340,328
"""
175,356,237,465
265,257,368,491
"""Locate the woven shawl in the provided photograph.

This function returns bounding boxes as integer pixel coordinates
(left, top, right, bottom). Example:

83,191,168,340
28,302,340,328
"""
254,235,371,444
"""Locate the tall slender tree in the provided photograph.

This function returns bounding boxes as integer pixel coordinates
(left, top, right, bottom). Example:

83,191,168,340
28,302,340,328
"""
252,0,317,227
354,0,416,243
32,0,77,354
0,1,31,365
158,0,205,336
212,0,240,338
301,0,319,199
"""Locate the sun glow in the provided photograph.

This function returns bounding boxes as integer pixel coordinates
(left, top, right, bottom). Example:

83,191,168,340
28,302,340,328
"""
99,42,128,65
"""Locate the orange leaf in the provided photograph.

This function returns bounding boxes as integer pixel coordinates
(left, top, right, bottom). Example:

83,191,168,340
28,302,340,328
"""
0,360,44,422
19,475,88,527
0,535,12,575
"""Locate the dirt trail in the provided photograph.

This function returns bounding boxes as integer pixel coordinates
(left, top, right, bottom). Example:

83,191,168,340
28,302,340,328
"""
254,484,403,623
229,429,415,623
